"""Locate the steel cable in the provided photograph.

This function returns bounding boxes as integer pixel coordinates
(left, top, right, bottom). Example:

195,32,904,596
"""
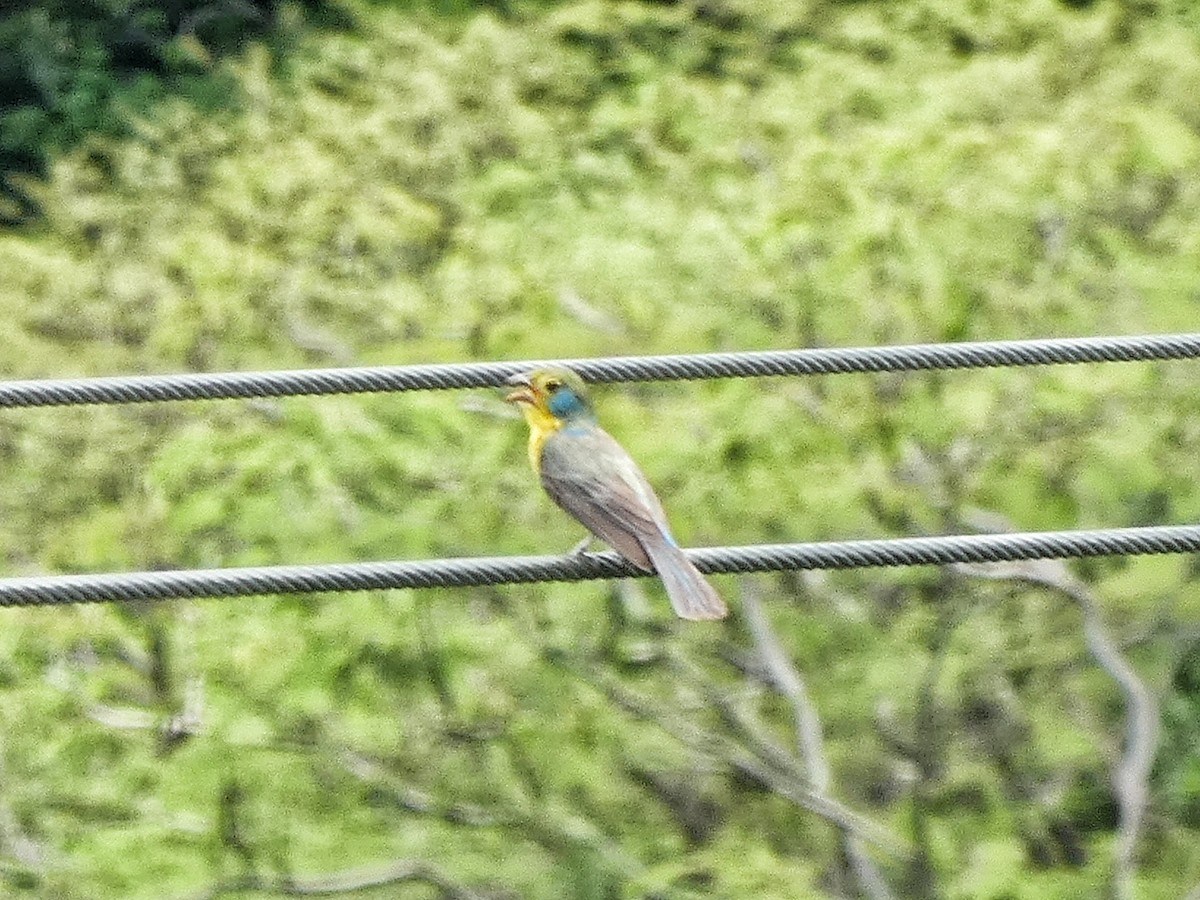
1,333,1198,408
2,524,1197,607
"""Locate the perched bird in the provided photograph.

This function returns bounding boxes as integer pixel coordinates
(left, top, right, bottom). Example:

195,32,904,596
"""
505,367,727,621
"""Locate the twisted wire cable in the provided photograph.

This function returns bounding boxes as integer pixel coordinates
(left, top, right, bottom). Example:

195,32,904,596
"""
2,524,1197,607
2,333,1198,408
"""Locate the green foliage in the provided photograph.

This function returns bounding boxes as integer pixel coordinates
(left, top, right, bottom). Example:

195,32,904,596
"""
0,0,351,225
1,0,1200,897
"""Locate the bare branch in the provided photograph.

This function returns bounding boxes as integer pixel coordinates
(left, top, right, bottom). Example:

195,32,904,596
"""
557,286,627,336
83,704,158,730
161,602,204,753
547,649,909,857
337,752,501,827
0,742,52,874
906,603,956,900
741,580,830,789
956,556,1159,900
182,859,492,899
740,579,895,900
338,750,641,879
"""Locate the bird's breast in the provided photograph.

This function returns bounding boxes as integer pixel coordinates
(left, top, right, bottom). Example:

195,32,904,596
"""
535,422,596,472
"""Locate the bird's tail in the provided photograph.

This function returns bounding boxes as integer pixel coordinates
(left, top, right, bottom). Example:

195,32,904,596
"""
642,535,727,621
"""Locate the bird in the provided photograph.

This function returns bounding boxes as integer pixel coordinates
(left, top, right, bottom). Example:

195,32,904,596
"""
505,367,727,621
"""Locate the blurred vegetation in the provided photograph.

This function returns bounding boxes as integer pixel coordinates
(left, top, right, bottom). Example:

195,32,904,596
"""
2,0,1200,897
0,0,351,225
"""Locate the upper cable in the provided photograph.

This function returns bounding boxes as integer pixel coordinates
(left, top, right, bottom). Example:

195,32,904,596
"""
1,333,1198,408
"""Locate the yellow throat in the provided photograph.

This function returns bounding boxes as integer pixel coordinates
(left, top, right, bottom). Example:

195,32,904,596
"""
519,402,564,474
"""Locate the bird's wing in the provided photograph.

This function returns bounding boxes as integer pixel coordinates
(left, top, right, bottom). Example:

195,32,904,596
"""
538,426,670,569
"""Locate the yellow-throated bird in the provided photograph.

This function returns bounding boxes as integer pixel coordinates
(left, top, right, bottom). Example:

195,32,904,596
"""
505,367,727,621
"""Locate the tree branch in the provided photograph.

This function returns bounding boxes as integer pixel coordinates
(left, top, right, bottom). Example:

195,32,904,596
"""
740,579,895,900
956,557,1159,900
337,752,501,827
338,749,641,879
546,648,908,857
183,859,491,899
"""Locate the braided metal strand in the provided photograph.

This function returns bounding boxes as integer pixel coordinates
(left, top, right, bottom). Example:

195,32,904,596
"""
2,524,1197,607
2,333,1198,408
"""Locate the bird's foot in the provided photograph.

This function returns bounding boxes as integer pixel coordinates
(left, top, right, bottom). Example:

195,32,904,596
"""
568,535,595,557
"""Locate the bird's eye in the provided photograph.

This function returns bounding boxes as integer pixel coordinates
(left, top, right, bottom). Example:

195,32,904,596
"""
544,378,562,391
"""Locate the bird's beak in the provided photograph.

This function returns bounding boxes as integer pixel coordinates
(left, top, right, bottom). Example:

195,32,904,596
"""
504,371,534,405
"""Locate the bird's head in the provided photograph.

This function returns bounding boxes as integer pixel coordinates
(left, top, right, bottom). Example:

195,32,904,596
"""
505,367,596,425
